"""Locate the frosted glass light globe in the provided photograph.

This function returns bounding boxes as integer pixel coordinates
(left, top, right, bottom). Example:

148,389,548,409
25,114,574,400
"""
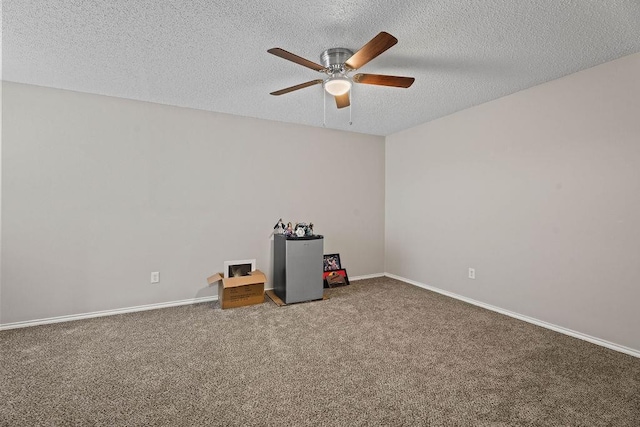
324,76,352,96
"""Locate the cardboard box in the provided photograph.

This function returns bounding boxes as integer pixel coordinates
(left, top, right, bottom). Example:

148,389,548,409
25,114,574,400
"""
207,270,266,309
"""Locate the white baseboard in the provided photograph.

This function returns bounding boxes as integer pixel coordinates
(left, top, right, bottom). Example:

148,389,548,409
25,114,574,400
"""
0,295,218,331
3,273,387,330
350,273,385,281
385,273,640,359
11,272,634,360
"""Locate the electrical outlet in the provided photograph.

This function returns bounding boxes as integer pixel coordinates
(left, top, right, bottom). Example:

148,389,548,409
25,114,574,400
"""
468,268,475,280
151,272,160,284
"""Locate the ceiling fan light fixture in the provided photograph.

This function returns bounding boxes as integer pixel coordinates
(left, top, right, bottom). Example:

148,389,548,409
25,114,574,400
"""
324,76,352,96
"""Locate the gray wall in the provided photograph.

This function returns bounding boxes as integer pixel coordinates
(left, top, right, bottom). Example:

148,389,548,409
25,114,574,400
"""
386,53,640,351
3,52,639,354
1,82,385,324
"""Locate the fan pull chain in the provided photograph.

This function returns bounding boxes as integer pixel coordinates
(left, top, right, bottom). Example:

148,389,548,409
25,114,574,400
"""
323,88,326,127
349,89,353,126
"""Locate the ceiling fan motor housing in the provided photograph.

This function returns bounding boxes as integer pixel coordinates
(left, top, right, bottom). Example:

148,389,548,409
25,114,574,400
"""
321,48,354,73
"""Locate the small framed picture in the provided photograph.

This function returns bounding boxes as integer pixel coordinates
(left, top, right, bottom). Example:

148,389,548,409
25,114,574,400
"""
224,259,256,278
323,254,341,272
323,269,350,288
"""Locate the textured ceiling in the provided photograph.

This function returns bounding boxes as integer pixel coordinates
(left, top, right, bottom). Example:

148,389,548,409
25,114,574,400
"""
3,1,640,136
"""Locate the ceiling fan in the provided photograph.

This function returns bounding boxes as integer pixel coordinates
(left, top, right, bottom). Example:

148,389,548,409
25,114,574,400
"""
268,32,415,109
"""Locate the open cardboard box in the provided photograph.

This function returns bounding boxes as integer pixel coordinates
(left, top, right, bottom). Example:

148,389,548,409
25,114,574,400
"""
207,270,267,309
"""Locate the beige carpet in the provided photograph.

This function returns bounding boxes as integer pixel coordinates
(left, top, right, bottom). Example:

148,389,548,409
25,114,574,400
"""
1,277,638,426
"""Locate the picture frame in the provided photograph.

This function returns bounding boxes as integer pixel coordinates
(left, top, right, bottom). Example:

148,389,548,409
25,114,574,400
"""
323,254,341,272
323,269,350,288
223,259,256,278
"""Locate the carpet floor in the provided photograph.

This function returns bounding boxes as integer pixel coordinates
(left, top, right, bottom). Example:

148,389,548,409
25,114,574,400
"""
1,277,639,426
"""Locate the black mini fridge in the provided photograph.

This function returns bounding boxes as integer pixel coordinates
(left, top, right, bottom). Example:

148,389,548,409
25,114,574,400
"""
273,234,324,304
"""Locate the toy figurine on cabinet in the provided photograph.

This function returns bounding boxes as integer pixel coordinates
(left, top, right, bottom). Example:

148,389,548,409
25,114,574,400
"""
284,222,294,237
273,218,285,235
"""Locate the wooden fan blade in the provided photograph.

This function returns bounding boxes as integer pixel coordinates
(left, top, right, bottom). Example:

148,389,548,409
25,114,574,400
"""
345,32,398,70
270,80,324,96
335,93,350,109
353,73,415,88
268,48,325,72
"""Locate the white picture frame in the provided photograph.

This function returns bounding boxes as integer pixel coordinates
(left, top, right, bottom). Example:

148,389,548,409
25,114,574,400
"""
223,259,256,278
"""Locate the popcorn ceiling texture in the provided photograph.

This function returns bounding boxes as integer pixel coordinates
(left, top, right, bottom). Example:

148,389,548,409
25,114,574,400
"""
3,0,640,136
